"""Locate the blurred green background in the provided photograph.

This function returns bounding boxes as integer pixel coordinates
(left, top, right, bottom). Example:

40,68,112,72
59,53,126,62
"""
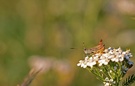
0,0,135,86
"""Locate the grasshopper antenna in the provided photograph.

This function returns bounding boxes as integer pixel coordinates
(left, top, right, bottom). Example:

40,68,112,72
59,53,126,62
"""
70,47,75,49
83,42,87,50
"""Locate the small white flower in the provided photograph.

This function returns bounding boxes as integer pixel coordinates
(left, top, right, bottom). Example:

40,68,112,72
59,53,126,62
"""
87,57,97,68
77,60,86,68
109,70,112,73
100,69,103,71
104,77,114,86
108,55,115,59
104,49,109,53
77,56,89,68
104,82,110,86
98,56,110,66
103,53,110,58
111,57,118,62
110,79,113,82
77,56,97,68
108,50,114,55
105,77,109,81
93,55,99,61
108,47,113,51
110,54,124,62
126,49,130,53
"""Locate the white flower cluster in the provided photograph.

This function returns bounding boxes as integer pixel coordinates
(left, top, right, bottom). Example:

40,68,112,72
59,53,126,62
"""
103,77,115,86
77,47,133,68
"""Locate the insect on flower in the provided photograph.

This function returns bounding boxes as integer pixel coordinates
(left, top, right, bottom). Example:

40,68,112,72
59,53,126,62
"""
83,39,105,55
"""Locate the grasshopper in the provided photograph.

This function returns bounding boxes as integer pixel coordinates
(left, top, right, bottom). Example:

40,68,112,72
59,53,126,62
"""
83,39,105,55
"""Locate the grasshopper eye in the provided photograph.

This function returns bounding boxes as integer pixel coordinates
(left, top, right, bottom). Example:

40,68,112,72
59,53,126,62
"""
84,48,88,54
84,48,87,51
